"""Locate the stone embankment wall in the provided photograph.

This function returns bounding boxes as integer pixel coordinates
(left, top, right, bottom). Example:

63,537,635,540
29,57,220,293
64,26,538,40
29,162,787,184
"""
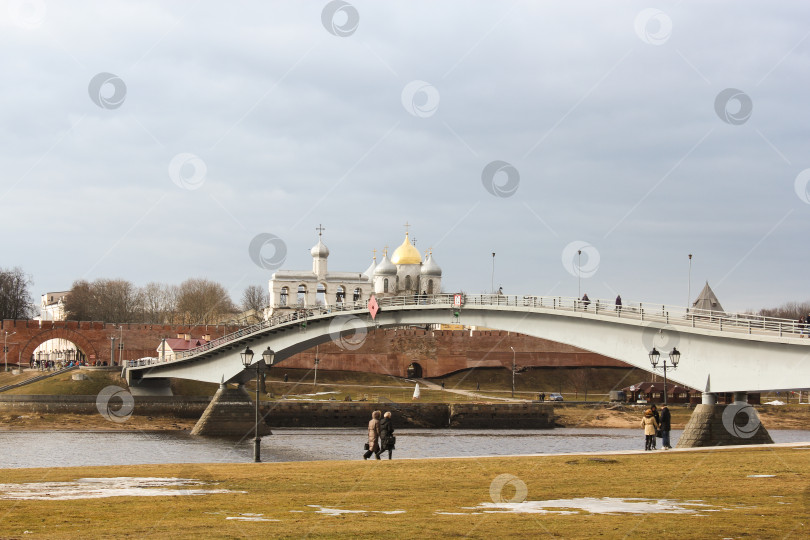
0,396,555,429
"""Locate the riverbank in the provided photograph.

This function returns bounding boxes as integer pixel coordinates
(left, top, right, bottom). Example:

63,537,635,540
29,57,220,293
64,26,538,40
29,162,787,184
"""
0,445,807,538
1,402,808,431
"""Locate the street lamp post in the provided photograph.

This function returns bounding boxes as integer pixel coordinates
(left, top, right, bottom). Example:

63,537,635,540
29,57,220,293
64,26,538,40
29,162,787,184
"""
577,249,582,299
118,325,124,365
687,254,693,314
109,337,116,367
240,345,275,463
314,347,320,386
648,347,681,406
510,346,516,398
4,331,16,372
491,252,496,294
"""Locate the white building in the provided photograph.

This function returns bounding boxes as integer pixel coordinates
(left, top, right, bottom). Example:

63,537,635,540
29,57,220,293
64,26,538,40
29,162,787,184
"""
39,291,69,321
268,228,442,316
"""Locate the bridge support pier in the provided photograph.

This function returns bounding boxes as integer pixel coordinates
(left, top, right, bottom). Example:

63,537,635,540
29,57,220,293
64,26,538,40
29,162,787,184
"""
677,392,773,448
190,383,272,438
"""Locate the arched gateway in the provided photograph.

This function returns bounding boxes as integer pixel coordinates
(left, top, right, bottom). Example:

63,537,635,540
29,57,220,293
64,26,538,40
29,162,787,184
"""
20,327,98,365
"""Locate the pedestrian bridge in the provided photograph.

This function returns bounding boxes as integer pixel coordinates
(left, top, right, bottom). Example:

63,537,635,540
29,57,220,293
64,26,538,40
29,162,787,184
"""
125,294,810,393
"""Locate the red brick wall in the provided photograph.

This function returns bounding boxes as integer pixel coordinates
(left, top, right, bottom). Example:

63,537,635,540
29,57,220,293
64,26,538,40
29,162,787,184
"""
1,321,628,375
280,328,628,378
0,320,242,366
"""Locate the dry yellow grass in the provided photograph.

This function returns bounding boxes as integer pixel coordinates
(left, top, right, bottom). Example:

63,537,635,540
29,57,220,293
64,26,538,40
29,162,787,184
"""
0,447,807,539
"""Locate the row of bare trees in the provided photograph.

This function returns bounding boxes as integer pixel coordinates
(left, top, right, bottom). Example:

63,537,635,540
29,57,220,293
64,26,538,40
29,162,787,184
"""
757,301,810,321
0,267,36,320
63,279,268,325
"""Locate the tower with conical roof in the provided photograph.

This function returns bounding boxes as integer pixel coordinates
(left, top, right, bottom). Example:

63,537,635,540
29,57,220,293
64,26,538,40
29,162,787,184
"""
692,282,724,313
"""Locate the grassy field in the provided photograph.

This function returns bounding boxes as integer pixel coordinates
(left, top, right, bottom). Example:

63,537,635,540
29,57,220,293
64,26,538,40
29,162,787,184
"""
0,447,807,539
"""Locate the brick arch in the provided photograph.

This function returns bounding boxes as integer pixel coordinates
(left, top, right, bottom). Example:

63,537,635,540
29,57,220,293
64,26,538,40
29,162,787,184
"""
20,327,99,364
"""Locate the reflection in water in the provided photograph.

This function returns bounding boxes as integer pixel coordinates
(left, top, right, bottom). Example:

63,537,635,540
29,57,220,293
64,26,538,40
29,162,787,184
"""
0,428,807,469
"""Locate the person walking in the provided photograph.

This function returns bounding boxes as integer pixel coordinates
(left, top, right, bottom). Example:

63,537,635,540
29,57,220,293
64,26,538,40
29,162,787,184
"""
378,411,396,460
363,410,381,460
641,408,659,451
581,293,590,310
615,294,622,313
660,406,672,449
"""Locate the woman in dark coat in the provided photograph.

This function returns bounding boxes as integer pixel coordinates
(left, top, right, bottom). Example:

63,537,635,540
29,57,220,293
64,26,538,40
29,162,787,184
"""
660,406,672,449
378,411,395,460
363,410,381,460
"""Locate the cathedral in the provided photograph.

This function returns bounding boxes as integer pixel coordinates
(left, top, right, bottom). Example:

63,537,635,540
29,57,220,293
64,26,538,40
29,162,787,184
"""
267,226,442,316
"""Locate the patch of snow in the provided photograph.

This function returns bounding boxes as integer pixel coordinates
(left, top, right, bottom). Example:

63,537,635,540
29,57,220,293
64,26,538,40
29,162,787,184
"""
225,513,278,522
747,474,776,478
307,505,405,516
764,400,785,405
0,477,243,501
464,498,718,515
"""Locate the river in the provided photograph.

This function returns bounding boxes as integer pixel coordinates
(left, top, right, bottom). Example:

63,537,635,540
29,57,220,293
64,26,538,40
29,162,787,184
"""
1,428,809,469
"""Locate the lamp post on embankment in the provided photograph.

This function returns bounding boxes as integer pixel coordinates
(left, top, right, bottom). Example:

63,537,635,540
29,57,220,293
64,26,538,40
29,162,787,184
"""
241,345,275,463
510,346,516,398
648,347,679,405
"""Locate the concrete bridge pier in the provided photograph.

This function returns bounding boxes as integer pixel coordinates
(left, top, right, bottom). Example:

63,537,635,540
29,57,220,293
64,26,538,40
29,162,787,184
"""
190,383,272,438
677,392,773,448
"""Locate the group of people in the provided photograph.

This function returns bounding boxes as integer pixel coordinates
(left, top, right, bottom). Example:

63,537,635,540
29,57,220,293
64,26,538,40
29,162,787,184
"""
363,410,396,460
640,403,672,450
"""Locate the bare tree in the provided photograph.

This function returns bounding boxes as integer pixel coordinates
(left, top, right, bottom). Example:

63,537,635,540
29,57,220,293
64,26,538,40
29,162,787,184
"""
567,368,592,401
176,278,237,324
0,267,36,319
759,300,810,321
242,285,268,312
63,280,95,321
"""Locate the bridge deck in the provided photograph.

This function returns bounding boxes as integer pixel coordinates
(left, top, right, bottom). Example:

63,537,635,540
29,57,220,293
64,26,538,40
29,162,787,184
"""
127,294,808,371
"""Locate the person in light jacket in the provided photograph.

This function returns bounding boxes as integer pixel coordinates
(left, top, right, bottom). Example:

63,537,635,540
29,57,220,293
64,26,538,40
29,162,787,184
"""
363,410,381,460
641,409,660,451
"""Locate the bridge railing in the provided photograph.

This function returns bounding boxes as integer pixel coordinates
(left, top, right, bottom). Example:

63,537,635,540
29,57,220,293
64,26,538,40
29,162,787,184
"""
126,293,807,368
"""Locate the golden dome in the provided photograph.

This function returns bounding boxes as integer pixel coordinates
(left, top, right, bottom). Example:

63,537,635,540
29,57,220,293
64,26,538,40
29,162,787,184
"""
390,233,422,265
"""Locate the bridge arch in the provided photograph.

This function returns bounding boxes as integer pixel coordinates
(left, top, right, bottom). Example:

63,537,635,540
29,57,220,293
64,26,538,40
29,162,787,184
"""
20,327,99,366
128,295,810,393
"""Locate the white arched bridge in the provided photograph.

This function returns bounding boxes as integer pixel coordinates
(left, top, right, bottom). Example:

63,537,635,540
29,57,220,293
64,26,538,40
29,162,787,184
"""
125,294,810,394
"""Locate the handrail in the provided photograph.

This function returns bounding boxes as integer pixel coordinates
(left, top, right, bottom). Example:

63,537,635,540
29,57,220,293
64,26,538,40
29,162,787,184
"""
127,293,810,368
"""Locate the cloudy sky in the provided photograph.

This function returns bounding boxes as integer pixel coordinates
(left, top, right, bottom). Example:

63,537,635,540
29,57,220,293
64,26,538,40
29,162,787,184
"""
2,1,809,314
